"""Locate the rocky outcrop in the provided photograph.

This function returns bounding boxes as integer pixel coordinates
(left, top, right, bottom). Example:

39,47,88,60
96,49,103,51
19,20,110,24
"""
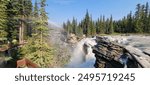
143,49,150,56
92,36,142,68
67,33,86,44
67,34,78,44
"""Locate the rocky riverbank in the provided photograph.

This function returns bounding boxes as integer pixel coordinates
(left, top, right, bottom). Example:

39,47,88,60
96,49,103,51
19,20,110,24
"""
93,36,150,68
49,26,150,68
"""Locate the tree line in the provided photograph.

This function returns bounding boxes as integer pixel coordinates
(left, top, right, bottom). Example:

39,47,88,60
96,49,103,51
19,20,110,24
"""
63,2,150,37
0,0,54,67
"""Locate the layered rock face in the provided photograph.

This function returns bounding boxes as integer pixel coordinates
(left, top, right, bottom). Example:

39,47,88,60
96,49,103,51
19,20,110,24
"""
67,33,86,44
93,37,139,68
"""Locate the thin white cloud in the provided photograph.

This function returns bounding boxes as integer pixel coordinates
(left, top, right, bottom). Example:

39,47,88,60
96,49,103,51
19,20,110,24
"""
50,0,74,5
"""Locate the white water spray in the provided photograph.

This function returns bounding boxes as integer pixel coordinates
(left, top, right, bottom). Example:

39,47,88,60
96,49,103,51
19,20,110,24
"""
67,37,97,68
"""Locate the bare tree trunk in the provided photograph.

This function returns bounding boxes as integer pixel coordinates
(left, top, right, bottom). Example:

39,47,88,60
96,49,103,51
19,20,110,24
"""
22,15,24,44
40,31,43,57
19,21,22,44
19,15,25,45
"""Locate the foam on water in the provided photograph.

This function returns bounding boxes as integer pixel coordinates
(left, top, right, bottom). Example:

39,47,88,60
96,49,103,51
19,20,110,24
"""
67,37,97,68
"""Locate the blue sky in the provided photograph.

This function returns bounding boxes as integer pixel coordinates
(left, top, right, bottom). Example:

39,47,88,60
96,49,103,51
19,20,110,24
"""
34,0,150,25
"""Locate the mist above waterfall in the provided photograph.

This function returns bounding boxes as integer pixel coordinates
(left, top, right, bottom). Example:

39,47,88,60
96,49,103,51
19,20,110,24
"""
67,37,97,68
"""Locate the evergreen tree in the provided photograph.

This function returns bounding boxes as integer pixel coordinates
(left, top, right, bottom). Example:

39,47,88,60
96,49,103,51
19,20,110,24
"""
0,0,8,40
102,16,106,33
126,12,133,33
122,16,127,33
99,16,105,34
108,15,114,34
113,21,120,33
105,19,109,34
24,0,33,37
145,2,149,17
95,18,100,34
134,4,143,33
89,17,96,36
66,20,72,34
20,0,54,67
83,10,90,36
144,2,149,33
33,0,39,17
6,0,19,41
76,24,83,37
141,5,145,32
148,11,150,33
32,0,39,34
72,17,77,35
96,16,104,34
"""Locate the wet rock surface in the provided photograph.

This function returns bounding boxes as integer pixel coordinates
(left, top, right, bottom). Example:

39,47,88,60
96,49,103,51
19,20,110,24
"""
93,36,150,68
143,49,150,56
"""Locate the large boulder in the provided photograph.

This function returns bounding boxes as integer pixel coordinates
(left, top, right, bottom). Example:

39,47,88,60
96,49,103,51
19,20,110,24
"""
93,36,139,68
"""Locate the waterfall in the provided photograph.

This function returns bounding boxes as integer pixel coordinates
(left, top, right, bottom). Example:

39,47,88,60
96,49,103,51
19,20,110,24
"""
67,37,97,68
66,35,150,68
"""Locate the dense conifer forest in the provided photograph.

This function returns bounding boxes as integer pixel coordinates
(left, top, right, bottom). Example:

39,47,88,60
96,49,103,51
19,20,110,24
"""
0,0,54,67
63,2,150,36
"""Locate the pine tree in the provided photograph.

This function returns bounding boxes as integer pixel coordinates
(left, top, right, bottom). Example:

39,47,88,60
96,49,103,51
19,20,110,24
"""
6,0,19,41
102,16,106,33
72,17,77,35
89,17,96,36
66,20,72,34
108,15,114,34
83,10,90,36
33,0,39,17
99,16,104,34
32,0,39,34
105,19,109,34
76,24,83,37
144,2,149,33
24,0,32,37
126,12,133,33
96,16,104,34
20,0,54,67
148,11,150,33
122,16,127,33
141,5,145,32
134,4,143,33
0,0,8,40
95,18,100,34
